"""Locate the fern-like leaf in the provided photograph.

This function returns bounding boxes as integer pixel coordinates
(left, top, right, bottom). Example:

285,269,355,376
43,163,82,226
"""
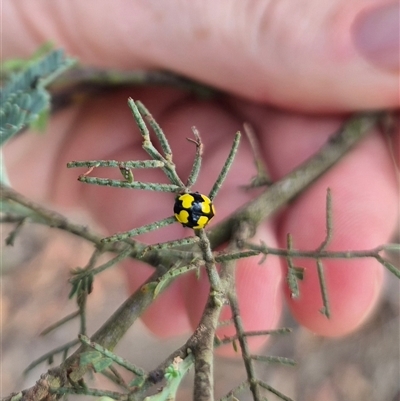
0,49,75,146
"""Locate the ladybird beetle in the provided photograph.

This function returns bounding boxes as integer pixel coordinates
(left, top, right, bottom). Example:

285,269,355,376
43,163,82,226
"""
174,192,215,229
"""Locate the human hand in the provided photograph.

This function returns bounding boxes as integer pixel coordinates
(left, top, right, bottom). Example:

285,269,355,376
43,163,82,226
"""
3,1,398,354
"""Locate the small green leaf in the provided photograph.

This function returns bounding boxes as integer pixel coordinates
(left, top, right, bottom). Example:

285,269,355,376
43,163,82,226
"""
29,108,50,132
68,280,81,299
128,376,145,388
164,365,180,381
232,339,238,353
293,267,304,280
119,166,134,183
86,273,94,294
80,351,102,366
92,357,113,373
80,351,113,372
153,279,167,298
0,49,75,146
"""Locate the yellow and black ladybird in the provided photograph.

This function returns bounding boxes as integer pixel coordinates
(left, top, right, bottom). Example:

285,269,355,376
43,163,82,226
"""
174,192,215,229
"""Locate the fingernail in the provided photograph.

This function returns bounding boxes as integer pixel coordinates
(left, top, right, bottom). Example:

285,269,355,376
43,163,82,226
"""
352,2,399,72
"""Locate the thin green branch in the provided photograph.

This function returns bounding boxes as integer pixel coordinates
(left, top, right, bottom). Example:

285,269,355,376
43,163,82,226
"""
316,188,333,252
101,216,176,242
127,98,163,162
67,160,164,169
40,311,80,336
285,233,300,299
51,386,126,400
219,381,250,401
250,355,296,366
128,99,185,187
219,220,271,401
154,259,203,298
374,254,400,279
243,122,271,187
64,270,171,383
77,175,181,192
228,291,262,401
215,249,260,263
217,328,292,346
24,339,80,374
316,259,331,318
246,242,400,264
101,365,130,390
0,184,141,252
136,101,173,161
91,247,133,275
197,229,221,292
143,235,200,253
79,335,146,377
208,131,241,200
256,380,294,401
5,216,27,245
185,126,203,189
77,290,88,336
378,243,400,252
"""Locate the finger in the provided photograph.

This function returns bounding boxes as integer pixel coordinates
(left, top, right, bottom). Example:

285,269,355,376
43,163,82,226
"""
184,228,283,357
255,110,398,336
3,1,398,111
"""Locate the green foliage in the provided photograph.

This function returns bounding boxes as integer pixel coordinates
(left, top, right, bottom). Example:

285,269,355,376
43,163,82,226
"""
143,355,194,401
0,49,75,146
69,267,94,299
80,351,113,373
0,42,54,78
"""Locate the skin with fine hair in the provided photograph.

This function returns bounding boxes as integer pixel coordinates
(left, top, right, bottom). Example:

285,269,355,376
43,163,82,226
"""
3,0,399,355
